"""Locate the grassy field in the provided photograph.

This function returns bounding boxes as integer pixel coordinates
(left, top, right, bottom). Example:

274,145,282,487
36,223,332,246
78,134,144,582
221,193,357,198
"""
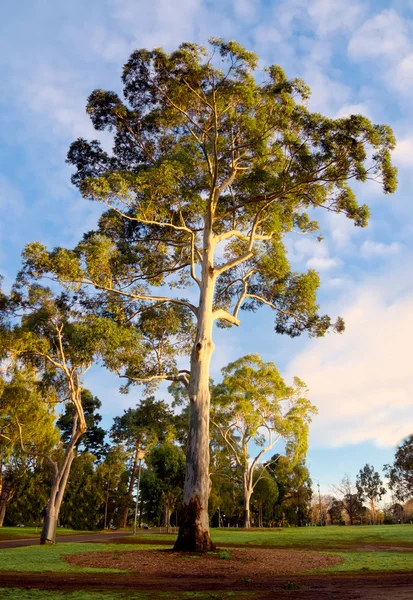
0,543,164,572
0,527,94,540
1,528,413,575
131,524,413,548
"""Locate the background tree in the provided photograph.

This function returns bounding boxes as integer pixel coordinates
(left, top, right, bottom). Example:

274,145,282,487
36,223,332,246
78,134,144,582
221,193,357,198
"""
251,467,278,527
56,389,108,461
110,396,175,527
385,435,413,501
98,445,129,529
327,498,345,525
212,354,316,528
0,367,59,526
268,456,312,526
7,285,136,543
356,464,386,524
332,474,364,525
21,39,397,550
146,442,186,532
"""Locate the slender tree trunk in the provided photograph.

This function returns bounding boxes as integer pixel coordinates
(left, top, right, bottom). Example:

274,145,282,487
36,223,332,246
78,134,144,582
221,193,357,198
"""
0,477,14,527
242,472,253,529
119,446,139,529
164,497,172,534
242,474,252,529
40,449,75,544
174,233,216,552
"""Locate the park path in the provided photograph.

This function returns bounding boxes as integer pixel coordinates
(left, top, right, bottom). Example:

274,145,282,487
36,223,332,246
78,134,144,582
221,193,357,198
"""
0,530,134,549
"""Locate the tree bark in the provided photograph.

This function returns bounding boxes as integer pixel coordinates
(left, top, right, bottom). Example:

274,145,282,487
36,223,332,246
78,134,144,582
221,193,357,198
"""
242,474,252,529
40,448,75,544
0,476,15,527
174,232,216,552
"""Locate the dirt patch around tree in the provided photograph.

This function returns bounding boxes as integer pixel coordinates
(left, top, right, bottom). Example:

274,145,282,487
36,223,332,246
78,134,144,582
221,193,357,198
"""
63,547,342,577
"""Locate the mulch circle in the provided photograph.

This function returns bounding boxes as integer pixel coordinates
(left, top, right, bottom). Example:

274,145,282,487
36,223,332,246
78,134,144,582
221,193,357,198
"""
64,547,342,577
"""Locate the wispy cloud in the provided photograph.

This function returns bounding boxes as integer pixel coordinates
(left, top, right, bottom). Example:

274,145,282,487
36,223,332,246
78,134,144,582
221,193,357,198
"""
286,261,413,448
361,240,401,258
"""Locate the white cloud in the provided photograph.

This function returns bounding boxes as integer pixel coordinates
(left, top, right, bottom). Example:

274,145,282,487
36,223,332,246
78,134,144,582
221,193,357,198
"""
307,256,342,270
308,0,364,35
392,137,413,168
335,103,370,119
361,240,401,258
348,10,409,61
394,53,413,93
109,0,202,48
291,237,343,271
286,264,413,448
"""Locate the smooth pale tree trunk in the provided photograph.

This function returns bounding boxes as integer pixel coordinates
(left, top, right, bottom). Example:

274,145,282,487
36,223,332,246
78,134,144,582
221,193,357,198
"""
164,497,172,534
174,229,216,552
118,446,139,529
40,449,75,544
242,473,252,529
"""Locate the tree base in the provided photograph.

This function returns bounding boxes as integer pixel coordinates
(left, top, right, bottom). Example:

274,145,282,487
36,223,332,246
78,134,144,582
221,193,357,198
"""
173,498,216,552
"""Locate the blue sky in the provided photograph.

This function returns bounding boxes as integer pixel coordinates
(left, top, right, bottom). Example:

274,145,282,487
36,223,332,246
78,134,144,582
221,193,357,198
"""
1,0,413,495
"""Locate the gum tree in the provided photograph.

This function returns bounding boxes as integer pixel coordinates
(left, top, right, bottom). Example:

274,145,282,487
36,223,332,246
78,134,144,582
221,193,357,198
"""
7,285,138,543
212,354,316,528
21,40,397,550
385,436,413,501
356,464,386,524
110,397,175,528
0,368,59,526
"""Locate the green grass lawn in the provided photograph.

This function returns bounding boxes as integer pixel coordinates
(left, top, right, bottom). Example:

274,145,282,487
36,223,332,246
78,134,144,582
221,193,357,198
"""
331,551,413,572
1,526,413,586
0,543,164,573
131,524,413,548
0,527,96,540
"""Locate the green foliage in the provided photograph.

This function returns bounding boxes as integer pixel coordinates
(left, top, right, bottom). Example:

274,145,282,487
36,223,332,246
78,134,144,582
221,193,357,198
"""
111,397,175,451
57,390,108,460
266,456,312,526
212,354,316,469
0,367,59,457
385,435,413,501
147,442,186,492
58,453,106,530
356,464,386,506
20,38,397,361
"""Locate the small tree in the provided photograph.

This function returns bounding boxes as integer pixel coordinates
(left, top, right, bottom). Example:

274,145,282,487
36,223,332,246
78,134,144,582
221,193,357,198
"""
212,354,316,528
268,456,312,526
21,40,397,550
385,436,413,501
110,396,175,527
332,475,364,525
0,368,59,526
356,464,386,524
147,442,186,532
251,467,278,527
57,390,108,461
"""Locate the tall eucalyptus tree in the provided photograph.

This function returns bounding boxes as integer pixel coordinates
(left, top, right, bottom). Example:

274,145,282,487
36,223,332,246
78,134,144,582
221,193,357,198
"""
21,40,397,549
